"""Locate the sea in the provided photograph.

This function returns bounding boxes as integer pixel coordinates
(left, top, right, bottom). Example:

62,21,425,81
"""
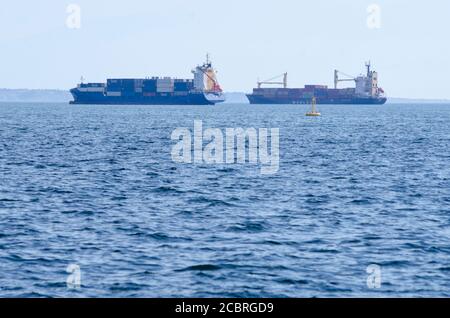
0,102,449,298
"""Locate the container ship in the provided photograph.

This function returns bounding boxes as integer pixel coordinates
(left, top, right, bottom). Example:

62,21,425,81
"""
70,56,225,105
247,62,387,105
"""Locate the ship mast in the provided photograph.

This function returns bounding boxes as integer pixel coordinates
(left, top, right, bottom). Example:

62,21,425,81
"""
366,61,371,76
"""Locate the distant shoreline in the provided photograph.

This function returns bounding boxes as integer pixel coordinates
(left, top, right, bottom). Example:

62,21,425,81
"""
1,89,449,104
0,88,72,103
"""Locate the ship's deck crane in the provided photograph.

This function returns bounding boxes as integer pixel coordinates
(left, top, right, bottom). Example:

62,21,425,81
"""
334,70,356,89
257,73,288,89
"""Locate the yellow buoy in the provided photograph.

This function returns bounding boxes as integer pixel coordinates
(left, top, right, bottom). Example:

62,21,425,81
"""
306,97,321,116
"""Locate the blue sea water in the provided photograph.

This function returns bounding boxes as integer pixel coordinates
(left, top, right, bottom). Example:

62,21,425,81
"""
0,102,450,298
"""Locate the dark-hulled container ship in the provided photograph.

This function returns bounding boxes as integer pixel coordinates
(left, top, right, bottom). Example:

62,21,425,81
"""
247,62,387,105
70,57,225,105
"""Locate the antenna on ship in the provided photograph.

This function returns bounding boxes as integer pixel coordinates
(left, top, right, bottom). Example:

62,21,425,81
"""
80,76,85,84
366,61,371,76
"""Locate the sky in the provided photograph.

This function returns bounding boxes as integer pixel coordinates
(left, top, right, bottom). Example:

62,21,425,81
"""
1,0,450,98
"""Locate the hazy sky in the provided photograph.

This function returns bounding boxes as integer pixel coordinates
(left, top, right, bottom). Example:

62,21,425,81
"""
1,0,450,98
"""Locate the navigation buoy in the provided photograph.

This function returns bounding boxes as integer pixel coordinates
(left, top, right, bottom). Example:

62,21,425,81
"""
306,97,321,116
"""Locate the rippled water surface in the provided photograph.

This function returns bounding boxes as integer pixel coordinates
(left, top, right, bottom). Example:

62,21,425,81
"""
1,102,450,297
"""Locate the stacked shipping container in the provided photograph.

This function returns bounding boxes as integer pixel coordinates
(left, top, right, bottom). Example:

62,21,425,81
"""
105,78,196,97
156,78,174,93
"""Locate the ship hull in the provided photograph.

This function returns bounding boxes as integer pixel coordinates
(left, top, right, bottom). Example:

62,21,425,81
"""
70,90,225,105
247,95,387,105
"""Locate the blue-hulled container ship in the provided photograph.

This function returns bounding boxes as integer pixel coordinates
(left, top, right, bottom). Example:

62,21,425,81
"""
247,62,387,105
70,57,225,105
